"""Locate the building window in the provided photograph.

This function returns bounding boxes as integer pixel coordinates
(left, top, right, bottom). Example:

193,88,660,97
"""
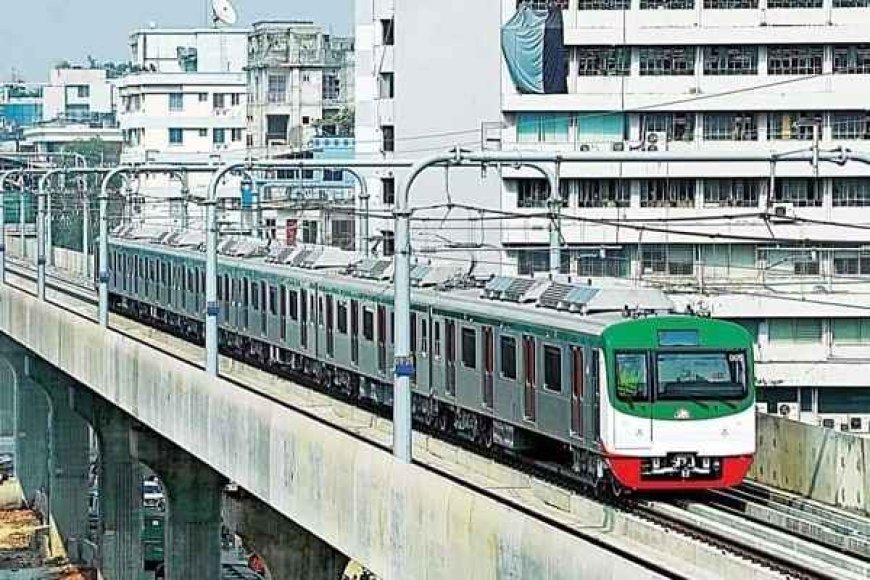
169,128,183,145
578,0,630,7
516,179,549,208
833,179,870,206
767,112,822,140
267,75,287,103
382,177,396,205
768,0,822,6
302,221,318,244
198,128,208,137
831,112,870,139
640,179,696,208
323,169,343,182
213,128,226,145
231,128,243,142
518,249,570,275
564,179,630,208
703,46,758,75
832,319,870,344
213,93,226,109
834,0,870,6
769,319,822,344
762,247,820,275
638,47,695,76
67,85,89,99
517,113,570,143
543,346,563,393
704,179,761,207
169,93,184,112
642,244,694,276
302,72,311,83
833,45,870,74
381,125,395,152
703,112,757,140
521,0,569,7
640,0,694,7
378,73,395,98
833,249,870,274
231,93,241,106
577,47,630,76
381,19,394,46
704,0,758,7
324,73,342,101
382,231,395,257
198,93,208,102
577,248,630,278
773,178,822,207
767,46,824,75
640,112,695,142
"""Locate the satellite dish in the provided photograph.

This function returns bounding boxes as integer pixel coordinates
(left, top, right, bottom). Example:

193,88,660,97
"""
211,0,238,26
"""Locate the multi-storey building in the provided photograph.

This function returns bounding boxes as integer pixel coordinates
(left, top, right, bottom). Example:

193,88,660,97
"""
42,67,115,125
357,0,870,431
0,83,43,145
247,21,355,157
116,28,249,227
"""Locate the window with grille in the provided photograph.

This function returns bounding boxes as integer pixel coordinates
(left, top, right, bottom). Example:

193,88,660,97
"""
833,45,870,74
767,46,824,75
767,112,822,140
768,0,822,6
169,93,184,112
578,0,630,8
773,178,821,207
639,47,695,76
703,112,758,140
577,248,630,278
564,179,630,208
577,47,630,76
640,179,696,208
769,319,822,344
832,319,870,344
323,73,341,101
267,75,287,103
381,125,395,152
519,0,569,7
703,46,758,75
518,250,570,275
704,0,757,7
641,113,695,141
831,112,870,140
834,0,870,6
833,249,870,274
640,0,694,8
642,245,694,276
516,179,549,208
833,179,870,206
704,179,761,207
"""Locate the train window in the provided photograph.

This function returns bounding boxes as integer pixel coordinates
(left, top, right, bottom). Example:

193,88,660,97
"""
461,327,477,369
433,322,442,358
251,281,260,310
411,314,417,354
318,298,325,327
543,345,563,393
615,353,650,402
261,284,268,315
187,269,194,293
279,287,287,318
500,336,517,380
363,308,375,341
288,290,298,320
269,285,277,315
200,271,205,295
242,279,249,308
337,302,348,334
421,320,428,354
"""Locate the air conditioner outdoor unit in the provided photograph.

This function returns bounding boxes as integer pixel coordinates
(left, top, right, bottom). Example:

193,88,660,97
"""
645,131,668,152
771,203,795,219
821,417,836,429
612,141,625,152
777,402,799,421
579,143,591,152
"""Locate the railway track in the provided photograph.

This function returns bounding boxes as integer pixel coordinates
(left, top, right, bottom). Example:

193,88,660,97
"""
7,258,870,579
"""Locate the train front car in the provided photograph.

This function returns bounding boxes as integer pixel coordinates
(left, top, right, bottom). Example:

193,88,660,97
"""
600,316,755,492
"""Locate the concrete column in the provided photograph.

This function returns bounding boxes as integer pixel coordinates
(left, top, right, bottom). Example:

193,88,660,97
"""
95,409,143,580
224,491,349,580
135,433,224,580
15,375,50,502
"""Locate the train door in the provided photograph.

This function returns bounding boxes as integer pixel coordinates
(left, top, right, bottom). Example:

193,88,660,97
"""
377,305,387,374
326,294,334,358
571,346,584,437
445,320,456,397
523,335,536,422
300,288,308,349
482,326,494,409
350,300,359,365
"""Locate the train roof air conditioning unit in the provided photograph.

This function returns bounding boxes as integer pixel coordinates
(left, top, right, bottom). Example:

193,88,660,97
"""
644,132,668,152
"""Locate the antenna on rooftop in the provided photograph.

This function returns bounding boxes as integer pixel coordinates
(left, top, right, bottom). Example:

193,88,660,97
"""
211,0,238,27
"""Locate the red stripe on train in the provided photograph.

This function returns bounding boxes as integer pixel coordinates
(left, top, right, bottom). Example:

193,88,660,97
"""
606,454,754,491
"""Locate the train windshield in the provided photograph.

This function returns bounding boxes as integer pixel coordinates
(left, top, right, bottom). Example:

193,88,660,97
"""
655,351,747,401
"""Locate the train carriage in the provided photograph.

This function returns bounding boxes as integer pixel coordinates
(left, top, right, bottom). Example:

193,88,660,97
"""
106,232,756,493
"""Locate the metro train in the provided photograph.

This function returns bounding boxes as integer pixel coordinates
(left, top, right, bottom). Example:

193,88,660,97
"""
105,229,756,493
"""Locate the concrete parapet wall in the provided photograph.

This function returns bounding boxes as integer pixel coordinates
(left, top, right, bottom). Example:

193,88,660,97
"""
751,413,869,514
4,235,91,279
0,285,667,579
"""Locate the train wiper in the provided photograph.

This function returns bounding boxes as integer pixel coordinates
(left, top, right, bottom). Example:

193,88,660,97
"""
681,394,710,409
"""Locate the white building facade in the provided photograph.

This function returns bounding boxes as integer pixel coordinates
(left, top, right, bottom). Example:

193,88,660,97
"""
357,0,870,430
42,68,115,123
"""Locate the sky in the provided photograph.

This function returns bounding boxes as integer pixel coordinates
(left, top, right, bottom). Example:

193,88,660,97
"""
0,0,354,82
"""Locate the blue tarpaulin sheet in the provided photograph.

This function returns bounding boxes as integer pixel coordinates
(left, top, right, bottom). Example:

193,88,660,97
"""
501,5,546,94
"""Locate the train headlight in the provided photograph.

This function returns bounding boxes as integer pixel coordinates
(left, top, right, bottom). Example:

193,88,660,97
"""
674,408,691,420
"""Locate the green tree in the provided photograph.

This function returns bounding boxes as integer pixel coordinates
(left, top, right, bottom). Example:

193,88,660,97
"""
61,137,121,167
